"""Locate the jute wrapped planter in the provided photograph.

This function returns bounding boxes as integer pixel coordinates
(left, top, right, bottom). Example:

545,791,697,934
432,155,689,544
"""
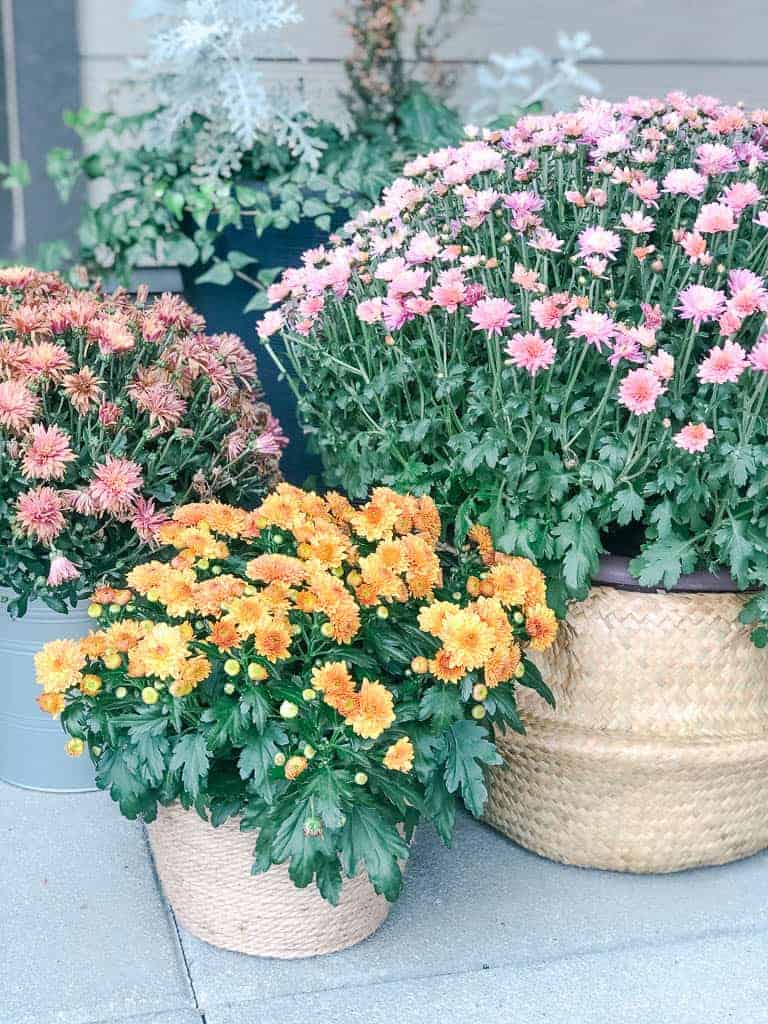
147,803,394,958
485,556,768,873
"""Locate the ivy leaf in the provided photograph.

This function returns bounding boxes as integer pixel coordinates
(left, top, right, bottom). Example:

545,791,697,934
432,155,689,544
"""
418,684,463,732
169,734,210,801
629,533,696,589
440,719,502,818
339,805,409,902
195,261,234,286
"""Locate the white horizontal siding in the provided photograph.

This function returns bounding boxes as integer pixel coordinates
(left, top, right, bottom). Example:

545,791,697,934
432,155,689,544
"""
78,1,768,115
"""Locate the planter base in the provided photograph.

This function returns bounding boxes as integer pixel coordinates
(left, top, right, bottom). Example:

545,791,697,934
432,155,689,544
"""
0,594,95,792
487,725,768,873
485,574,768,873
147,803,394,958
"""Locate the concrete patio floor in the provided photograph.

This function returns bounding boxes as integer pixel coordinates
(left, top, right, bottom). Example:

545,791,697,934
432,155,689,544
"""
2,779,767,1024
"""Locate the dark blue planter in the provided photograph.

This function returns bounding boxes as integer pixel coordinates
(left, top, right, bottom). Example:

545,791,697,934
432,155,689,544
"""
181,217,333,485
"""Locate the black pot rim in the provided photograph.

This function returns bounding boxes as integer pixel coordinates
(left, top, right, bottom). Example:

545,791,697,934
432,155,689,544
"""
594,554,745,594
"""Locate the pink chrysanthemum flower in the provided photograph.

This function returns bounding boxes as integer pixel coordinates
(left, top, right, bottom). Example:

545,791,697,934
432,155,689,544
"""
673,422,714,453
676,284,726,329
47,554,81,586
0,379,39,433
256,310,283,340
749,335,768,372
21,424,76,481
15,486,66,544
505,332,556,376
722,181,762,213
617,368,663,415
568,310,617,351
89,456,144,516
356,298,384,324
61,367,104,415
620,211,655,234
255,413,289,455
697,341,749,384
25,342,73,381
695,142,738,176
577,226,622,261
130,497,170,543
468,297,516,337
649,351,675,380
662,168,708,199
694,202,737,234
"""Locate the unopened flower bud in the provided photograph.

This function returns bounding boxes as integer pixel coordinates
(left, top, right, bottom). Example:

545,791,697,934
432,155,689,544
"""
302,688,317,701
224,659,240,677
472,684,489,702
303,744,316,760
103,652,122,670
248,663,268,681
274,752,286,767
471,705,487,720
303,816,324,838
87,603,103,619
514,663,525,679
280,700,299,719
115,686,128,699
142,686,159,705
223,682,236,695
376,605,389,619
354,772,368,786
65,737,85,757
320,622,334,638
410,656,428,674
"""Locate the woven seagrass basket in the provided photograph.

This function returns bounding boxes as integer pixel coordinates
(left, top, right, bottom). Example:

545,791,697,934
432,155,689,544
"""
485,556,768,873
147,802,395,958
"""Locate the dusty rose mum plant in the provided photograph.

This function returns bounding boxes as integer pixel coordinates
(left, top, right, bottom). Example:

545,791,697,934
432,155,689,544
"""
263,93,768,640
0,268,284,614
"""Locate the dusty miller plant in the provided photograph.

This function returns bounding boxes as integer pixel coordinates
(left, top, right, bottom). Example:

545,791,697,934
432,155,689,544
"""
130,0,324,171
471,31,604,122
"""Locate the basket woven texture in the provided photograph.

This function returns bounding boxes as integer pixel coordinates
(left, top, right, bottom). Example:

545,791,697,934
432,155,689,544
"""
485,586,768,873
146,802,393,958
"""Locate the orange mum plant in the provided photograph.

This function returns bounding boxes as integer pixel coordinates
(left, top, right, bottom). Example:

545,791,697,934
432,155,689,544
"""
35,483,557,903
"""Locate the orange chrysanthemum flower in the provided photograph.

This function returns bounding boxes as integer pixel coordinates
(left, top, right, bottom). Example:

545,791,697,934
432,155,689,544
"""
102,620,147,653
488,561,527,608
428,647,465,683
473,596,512,647
484,643,521,688
192,575,246,617
246,554,307,586
383,736,414,773
37,691,65,717
441,609,495,670
468,523,496,565
126,560,167,596
127,623,192,681
208,619,240,651
156,568,198,618
348,679,395,739
253,619,293,662
34,639,86,693
417,600,457,637
79,631,109,660
525,604,559,651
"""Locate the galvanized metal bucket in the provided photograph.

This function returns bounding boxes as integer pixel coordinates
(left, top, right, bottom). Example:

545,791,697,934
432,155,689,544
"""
0,591,95,791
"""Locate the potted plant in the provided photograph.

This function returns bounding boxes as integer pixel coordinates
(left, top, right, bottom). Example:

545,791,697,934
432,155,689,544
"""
0,266,282,790
46,0,476,482
35,483,556,956
265,93,768,872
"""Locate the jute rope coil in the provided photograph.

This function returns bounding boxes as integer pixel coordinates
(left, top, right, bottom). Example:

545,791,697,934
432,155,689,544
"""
485,586,768,873
146,803,393,958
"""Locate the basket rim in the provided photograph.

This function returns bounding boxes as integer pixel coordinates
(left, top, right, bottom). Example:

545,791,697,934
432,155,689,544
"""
594,554,747,594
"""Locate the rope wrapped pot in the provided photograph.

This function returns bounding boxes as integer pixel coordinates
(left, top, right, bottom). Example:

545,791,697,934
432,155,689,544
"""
147,803,395,958
484,556,768,873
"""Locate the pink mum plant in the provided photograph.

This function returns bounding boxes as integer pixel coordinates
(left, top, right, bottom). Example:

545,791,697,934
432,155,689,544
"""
0,270,284,613
263,93,768,642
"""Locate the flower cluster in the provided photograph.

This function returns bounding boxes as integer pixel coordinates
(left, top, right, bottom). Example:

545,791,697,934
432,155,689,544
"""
35,483,556,902
265,93,768,637
0,268,284,612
